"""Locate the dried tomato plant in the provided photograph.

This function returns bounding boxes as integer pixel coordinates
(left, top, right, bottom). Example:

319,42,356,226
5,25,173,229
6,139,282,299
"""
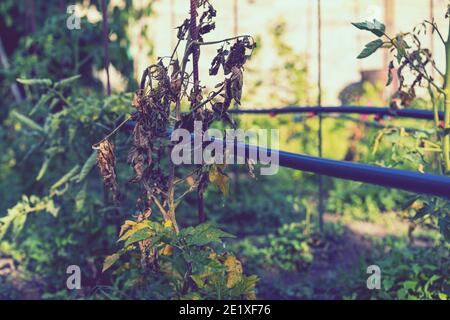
93,0,258,298
353,13,450,173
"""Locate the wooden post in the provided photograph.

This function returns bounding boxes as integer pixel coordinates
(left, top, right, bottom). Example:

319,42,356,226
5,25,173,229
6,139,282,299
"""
189,0,205,224
233,0,238,36
383,0,395,72
100,0,111,96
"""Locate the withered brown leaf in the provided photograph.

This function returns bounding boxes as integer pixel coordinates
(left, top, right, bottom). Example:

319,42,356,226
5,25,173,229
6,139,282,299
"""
230,66,243,105
97,140,120,202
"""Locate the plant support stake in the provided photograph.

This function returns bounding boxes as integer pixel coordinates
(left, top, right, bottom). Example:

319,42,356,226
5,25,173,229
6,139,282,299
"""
101,0,111,96
189,0,205,224
317,0,324,232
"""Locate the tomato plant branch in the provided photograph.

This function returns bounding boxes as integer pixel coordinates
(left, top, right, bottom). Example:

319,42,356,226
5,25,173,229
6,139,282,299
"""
423,20,446,46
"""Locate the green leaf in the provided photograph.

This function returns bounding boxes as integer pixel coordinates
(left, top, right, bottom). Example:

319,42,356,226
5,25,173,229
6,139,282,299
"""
36,158,51,181
118,221,156,243
75,183,87,212
77,152,97,183
383,278,394,291
36,147,64,181
11,213,27,238
357,39,383,59
352,21,370,30
45,199,60,217
401,195,420,210
54,75,81,88
372,19,386,36
396,288,407,299
29,92,53,116
402,280,417,290
180,292,202,300
124,227,153,247
438,216,450,242
11,110,45,133
16,78,53,86
412,206,429,220
50,165,80,192
184,222,235,246
393,35,410,64
191,274,206,288
352,19,386,37
229,275,259,297
424,274,440,294
438,293,448,300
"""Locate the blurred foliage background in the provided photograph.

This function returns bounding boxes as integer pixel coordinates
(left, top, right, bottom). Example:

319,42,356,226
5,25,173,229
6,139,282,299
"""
0,0,448,300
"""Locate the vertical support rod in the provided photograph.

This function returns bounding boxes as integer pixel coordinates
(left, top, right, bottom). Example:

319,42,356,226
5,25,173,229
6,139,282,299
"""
443,19,450,173
101,0,111,96
429,0,435,79
190,0,204,223
233,0,239,36
383,0,395,72
171,0,176,51
317,0,324,232
190,0,200,89
232,0,240,197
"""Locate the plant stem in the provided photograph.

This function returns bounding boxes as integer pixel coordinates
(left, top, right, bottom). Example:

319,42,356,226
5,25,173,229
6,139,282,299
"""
443,21,450,173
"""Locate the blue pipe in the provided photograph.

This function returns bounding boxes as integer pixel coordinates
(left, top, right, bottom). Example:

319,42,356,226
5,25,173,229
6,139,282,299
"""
236,142,449,198
229,106,444,120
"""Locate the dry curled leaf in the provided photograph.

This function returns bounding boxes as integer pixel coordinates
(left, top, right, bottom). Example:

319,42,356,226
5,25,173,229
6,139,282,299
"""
230,66,243,105
97,140,119,202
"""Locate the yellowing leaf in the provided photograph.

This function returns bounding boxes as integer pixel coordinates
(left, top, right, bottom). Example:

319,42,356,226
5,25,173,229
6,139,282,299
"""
245,292,256,300
209,166,229,196
124,228,153,247
118,220,136,237
164,220,173,228
180,292,202,300
224,255,243,288
102,253,120,272
160,244,174,256
118,221,149,242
